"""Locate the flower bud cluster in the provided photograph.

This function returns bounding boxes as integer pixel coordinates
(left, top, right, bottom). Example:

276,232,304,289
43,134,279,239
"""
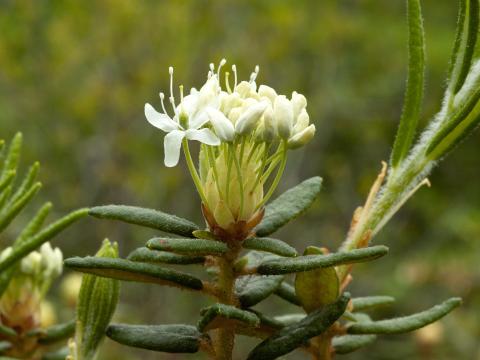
145,60,316,238
0,242,62,331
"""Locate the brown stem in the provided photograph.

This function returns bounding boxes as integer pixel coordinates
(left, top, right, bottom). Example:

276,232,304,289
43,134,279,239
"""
311,335,333,360
214,255,238,360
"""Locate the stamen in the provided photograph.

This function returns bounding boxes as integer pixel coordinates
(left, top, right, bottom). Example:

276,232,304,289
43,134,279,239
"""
169,66,175,104
250,65,260,83
232,65,238,88
169,96,179,118
209,63,215,72
159,92,168,114
217,58,227,77
179,85,184,102
225,71,232,93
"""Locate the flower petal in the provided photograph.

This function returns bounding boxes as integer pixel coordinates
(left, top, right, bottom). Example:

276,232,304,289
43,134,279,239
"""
145,103,178,132
186,128,220,146
190,110,210,129
164,130,186,167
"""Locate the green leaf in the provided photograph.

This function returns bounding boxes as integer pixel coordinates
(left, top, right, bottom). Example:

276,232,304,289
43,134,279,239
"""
0,208,89,272
0,324,15,337
274,282,301,306
10,161,39,204
236,275,284,308
255,177,322,237
14,202,52,246
198,304,260,332
247,293,350,360
0,341,12,354
448,0,479,94
65,256,203,290
0,182,41,233
0,171,15,194
243,237,297,257
390,0,425,167
257,246,388,275
351,296,396,312
75,240,120,360
147,237,228,256
41,348,69,360
106,324,203,353
89,205,199,237
295,246,339,313
127,247,205,265
0,133,22,183
347,297,462,335
192,230,216,240
332,334,377,354
27,319,76,345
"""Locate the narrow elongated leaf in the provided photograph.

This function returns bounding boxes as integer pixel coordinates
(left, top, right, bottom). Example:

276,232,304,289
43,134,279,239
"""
0,324,15,337
243,237,297,257
64,257,203,290
107,324,203,353
147,237,228,256
449,0,479,94
0,182,41,232
0,208,89,272
274,282,301,306
348,297,461,335
295,246,339,313
127,247,205,265
391,0,425,167
198,304,260,332
351,296,395,312
0,133,22,182
14,202,52,246
247,293,350,360
257,246,388,275
29,320,75,344
0,341,12,353
255,177,322,237
89,205,199,237
332,334,377,354
10,162,39,204
236,275,284,308
0,171,15,194
41,348,69,360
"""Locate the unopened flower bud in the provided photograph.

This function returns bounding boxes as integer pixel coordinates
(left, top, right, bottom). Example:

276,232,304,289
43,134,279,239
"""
207,108,235,142
74,239,120,360
235,101,268,135
258,85,278,103
274,95,294,139
262,106,276,142
293,109,310,134
288,124,316,149
235,81,254,98
291,91,307,119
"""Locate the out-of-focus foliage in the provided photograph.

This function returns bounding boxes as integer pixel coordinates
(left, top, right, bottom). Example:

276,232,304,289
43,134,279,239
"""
0,1,478,359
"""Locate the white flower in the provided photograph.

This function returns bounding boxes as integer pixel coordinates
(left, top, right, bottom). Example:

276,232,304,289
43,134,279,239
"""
274,95,294,139
144,67,221,167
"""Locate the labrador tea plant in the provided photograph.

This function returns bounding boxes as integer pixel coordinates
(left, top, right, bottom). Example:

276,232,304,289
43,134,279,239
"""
59,0,480,359
0,133,88,359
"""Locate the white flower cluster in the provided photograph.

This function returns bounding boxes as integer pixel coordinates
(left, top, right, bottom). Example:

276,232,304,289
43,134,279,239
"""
0,242,63,330
145,60,315,167
145,60,316,237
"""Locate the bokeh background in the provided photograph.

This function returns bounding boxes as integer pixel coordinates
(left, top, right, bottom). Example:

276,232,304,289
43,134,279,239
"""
1,0,479,359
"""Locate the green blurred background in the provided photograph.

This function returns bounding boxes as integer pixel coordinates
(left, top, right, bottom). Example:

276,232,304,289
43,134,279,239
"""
1,0,479,359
